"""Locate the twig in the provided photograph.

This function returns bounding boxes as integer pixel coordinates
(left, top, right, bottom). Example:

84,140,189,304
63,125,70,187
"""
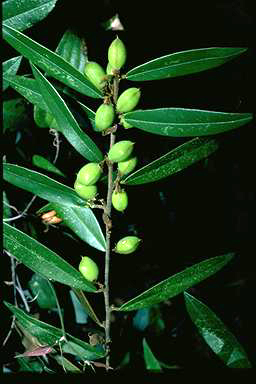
103,75,119,370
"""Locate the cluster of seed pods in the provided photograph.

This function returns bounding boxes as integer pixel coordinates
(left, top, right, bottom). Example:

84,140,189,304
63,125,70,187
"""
75,36,141,282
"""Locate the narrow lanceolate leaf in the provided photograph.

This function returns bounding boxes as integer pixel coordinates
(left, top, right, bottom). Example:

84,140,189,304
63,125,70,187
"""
4,302,105,360
122,137,218,185
143,338,162,372
31,64,103,162
32,155,66,177
77,100,96,129
2,56,22,91
125,47,247,81
37,202,106,252
3,0,57,31
123,108,253,137
3,224,97,292
3,74,49,111
117,253,234,311
3,163,85,208
55,29,87,73
184,292,252,368
2,24,102,98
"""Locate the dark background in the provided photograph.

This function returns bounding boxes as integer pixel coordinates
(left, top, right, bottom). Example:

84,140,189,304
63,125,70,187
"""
3,0,255,370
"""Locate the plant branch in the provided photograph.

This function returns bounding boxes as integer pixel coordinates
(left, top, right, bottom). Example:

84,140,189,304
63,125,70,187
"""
103,75,119,370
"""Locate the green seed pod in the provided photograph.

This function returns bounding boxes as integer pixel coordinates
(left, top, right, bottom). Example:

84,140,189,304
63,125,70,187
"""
116,88,141,113
95,103,115,132
118,156,137,175
84,61,106,90
108,36,127,70
108,140,134,162
112,189,128,212
114,236,141,254
76,163,102,186
106,62,114,75
79,256,99,282
74,180,97,200
120,115,133,129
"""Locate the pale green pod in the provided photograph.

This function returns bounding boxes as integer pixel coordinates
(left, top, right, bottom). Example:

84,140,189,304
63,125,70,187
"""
118,156,137,175
79,256,99,282
108,140,134,162
76,163,102,186
114,236,141,254
84,61,106,90
112,189,128,212
74,180,97,200
95,103,115,131
106,62,114,75
116,88,141,113
108,36,127,70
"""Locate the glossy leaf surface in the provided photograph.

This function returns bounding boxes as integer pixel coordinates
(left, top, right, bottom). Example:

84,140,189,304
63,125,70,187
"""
2,24,102,98
184,292,252,368
2,56,22,91
2,0,57,31
31,64,103,162
143,338,162,371
123,108,253,137
126,47,247,81
122,137,218,185
3,223,97,292
3,163,86,207
77,100,96,129
3,74,49,111
4,301,105,360
55,29,87,73
117,253,234,311
32,155,66,177
38,202,106,252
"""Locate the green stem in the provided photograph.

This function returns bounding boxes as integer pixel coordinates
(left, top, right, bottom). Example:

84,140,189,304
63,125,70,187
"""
103,75,119,370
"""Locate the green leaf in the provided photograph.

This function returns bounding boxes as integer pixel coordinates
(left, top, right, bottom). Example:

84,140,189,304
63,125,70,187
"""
3,163,86,207
28,273,57,309
3,98,30,133
3,223,97,292
17,356,44,372
3,74,50,111
4,301,105,360
143,338,162,372
32,155,66,177
117,253,234,311
123,108,253,137
55,29,87,73
125,47,247,81
184,292,252,368
31,63,103,162
3,0,57,31
37,202,106,252
77,100,96,129
122,137,218,185
2,55,22,91
2,24,103,98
